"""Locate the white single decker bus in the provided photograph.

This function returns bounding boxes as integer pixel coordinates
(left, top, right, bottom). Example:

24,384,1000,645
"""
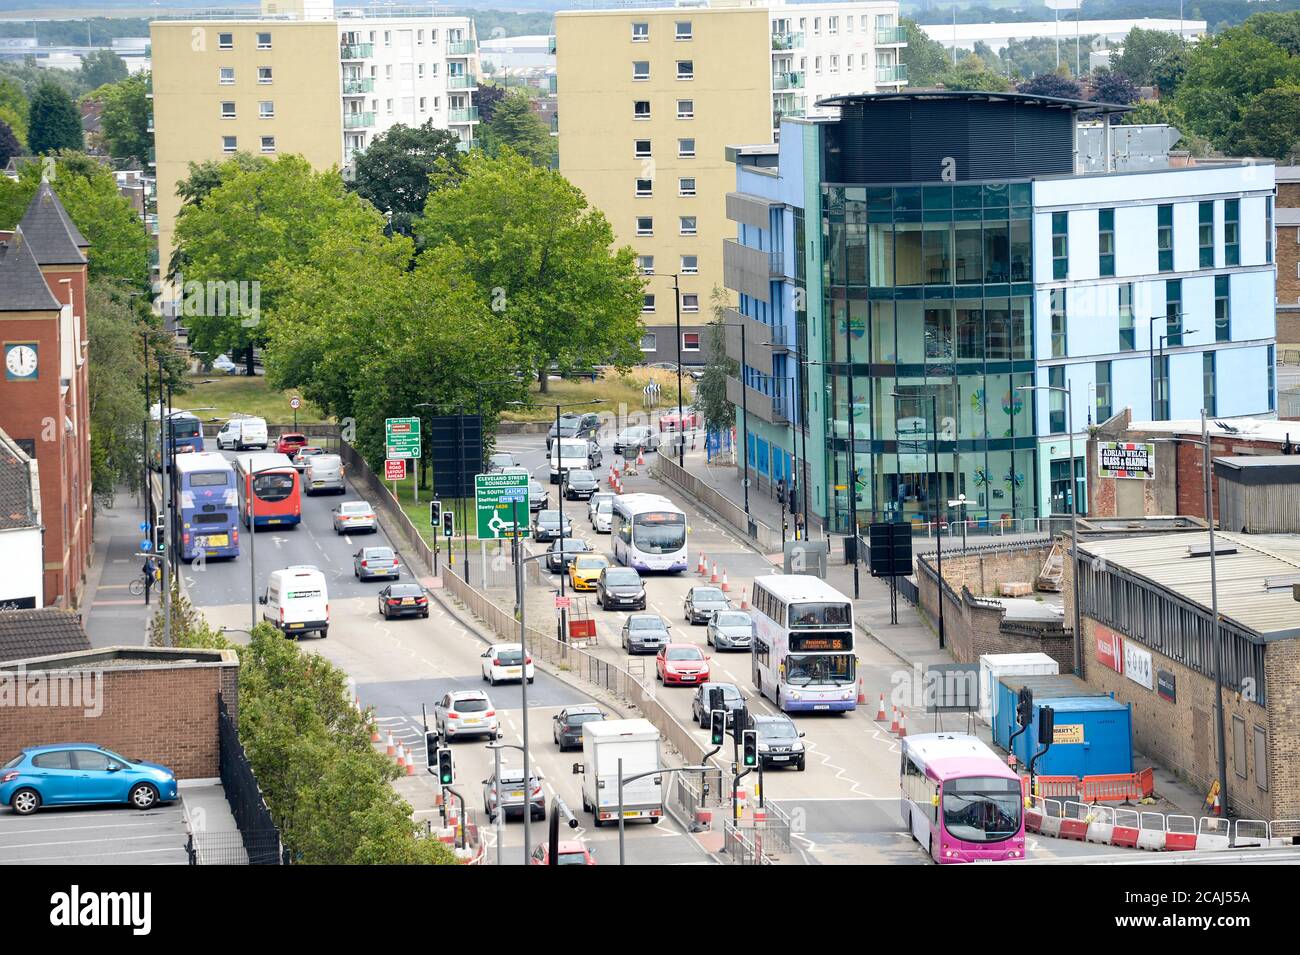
610,493,688,573
751,575,857,713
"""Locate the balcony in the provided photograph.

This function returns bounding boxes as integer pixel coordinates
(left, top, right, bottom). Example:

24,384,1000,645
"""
548,35,556,55
876,26,907,45
724,239,779,303
548,73,557,94
343,78,375,94
147,146,155,167
772,71,804,91
147,113,154,133
772,106,805,127
722,309,791,370
340,43,373,59
876,64,908,85
447,40,474,56
448,107,479,123
771,32,803,51
343,111,375,129
448,74,477,89
726,376,790,425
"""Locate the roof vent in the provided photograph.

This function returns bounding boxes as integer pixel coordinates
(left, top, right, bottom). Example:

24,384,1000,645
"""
1187,542,1237,558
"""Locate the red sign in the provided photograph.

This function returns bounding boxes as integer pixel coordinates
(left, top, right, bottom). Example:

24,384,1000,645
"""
384,459,407,481
1095,625,1124,674
555,596,571,610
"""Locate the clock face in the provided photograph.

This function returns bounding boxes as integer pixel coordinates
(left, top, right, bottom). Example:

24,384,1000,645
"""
5,344,37,380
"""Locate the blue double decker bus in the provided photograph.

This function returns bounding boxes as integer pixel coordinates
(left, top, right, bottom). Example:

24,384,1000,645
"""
174,452,240,561
149,408,206,470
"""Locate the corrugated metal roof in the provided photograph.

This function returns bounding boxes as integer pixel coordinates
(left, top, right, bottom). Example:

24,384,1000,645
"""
1078,532,1300,639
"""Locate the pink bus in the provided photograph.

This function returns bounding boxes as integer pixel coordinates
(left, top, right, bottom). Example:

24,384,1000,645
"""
900,733,1026,864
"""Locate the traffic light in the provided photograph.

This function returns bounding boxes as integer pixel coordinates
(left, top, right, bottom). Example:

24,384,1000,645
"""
436,747,454,786
741,730,758,768
441,510,455,538
429,499,442,528
1016,686,1034,728
709,709,726,747
1038,705,1055,745
153,524,165,552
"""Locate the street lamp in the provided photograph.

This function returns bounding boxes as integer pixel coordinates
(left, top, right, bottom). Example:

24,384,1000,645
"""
649,273,689,468
1019,381,1082,675
760,342,813,542
891,390,942,649
1147,311,1189,420
245,460,287,630
712,320,752,520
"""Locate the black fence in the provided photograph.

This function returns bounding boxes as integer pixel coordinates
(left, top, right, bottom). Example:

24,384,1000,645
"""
214,694,287,865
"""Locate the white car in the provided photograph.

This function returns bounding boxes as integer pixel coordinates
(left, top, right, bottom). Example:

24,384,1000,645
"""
590,496,613,533
481,643,535,686
212,354,239,375
434,690,500,741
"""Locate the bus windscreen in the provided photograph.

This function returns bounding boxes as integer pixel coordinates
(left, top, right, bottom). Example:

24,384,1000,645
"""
633,512,685,553
788,602,852,628
784,653,854,686
942,777,1023,843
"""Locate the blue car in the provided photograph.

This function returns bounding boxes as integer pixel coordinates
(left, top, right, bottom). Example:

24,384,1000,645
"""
0,744,179,816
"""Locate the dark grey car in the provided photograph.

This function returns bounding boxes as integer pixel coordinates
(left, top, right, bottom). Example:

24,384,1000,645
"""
731,713,807,771
684,586,730,624
706,610,754,650
552,705,605,751
546,412,601,450
533,509,573,542
621,613,671,654
691,682,746,727
563,468,600,500
597,566,646,610
546,537,591,572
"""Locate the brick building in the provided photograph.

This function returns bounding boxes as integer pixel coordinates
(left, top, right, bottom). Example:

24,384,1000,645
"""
0,183,94,607
1277,166,1298,348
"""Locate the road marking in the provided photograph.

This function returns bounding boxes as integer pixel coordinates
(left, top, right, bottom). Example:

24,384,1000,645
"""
803,739,872,797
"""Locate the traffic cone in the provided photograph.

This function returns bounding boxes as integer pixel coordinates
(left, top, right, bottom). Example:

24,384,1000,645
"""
385,731,396,756
720,569,730,592
370,718,380,744
740,586,750,610
1211,793,1222,816
710,562,719,584
890,707,900,734
697,553,707,576
875,693,887,720
406,752,416,776
637,449,645,466
897,712,907,738
856,677,865,705
396,744,407,769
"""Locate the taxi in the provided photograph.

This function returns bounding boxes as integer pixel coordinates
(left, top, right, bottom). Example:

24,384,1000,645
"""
569,553,609,592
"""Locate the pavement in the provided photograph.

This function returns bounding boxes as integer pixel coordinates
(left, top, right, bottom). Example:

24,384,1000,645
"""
83,486,160,648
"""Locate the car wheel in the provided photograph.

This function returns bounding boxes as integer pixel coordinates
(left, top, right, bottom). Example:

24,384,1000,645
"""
129,782,159,810
706,632,713,647
798,759,806,772
488,674,497,686
421,612,429,619
656,669,662,682
10,788,40,815
592,814,604,828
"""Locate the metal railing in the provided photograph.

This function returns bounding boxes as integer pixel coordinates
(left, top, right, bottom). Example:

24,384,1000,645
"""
343,111,375,128
340,43,374,59
771,32,803,51
343,78,375,94
722,822,772,864
876,64,908,84
449,107,479,123
651,454,784,552
447,40,474,55
216,695,287,864
876,26,907,45
448,74,477,89
772,71,804,90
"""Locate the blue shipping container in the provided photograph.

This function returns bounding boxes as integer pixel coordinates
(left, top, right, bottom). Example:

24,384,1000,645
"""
1011,696,1133,778
993,675,1109,752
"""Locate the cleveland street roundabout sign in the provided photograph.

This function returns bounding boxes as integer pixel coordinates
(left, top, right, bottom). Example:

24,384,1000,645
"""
475,472,530,540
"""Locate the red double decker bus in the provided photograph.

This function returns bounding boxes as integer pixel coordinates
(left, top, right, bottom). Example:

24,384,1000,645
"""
234,452,302,528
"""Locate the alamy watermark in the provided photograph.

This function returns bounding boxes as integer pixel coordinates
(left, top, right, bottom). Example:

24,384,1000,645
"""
0,666,103,718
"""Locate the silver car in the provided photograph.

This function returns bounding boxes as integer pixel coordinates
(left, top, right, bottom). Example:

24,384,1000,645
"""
435,689,500,741
332,500,376,534
354,545,400,581
304,453,345,495
706,610,755,651
483,766,545,822
621,613,671,654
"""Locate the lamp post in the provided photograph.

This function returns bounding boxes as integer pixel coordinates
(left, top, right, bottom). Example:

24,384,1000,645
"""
1147,311,1188,420
892,390,941,648
244,460,287,630
760,343,814,541
1156,327,1199,421
714,320,751,520
1019,381,1082,675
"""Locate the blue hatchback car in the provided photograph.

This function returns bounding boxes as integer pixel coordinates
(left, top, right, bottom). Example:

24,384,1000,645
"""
0,744,179,816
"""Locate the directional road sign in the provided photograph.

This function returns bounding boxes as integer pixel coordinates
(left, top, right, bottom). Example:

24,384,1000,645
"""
385,416,421,460
475,471,530,540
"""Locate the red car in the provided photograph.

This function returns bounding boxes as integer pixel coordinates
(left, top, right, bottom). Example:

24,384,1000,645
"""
276,432,309,456
529,840,598,865
656,643,710,686
657,407,698,433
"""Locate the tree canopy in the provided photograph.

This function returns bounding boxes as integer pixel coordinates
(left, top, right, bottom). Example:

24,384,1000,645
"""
900,17,951,87
1017,71,1083,99
96,71,152,165
940,54,1012,92
77,50,128,90
347,120,465,236
478,90,554,167
27,81,83,155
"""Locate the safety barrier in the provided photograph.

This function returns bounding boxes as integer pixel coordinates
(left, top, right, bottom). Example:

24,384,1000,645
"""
1058,801,1091,842
1035,776,1080,799
1083,804,1117,845
1136,812,1167,851
1111,807,1141,848
1164,813,1197,851
1196,816,1230,851
1078,768,1154,803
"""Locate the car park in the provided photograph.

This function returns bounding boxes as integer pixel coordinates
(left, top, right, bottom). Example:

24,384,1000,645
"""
732,713,807,770
434,690,500,741
552,705,605,751
332,500,376,534
479,642,535,686
706,610,755,651
613,426,656,456
684,586,730,624
656,644,710,685
377,582,428,620
569,553,608,591
533,509,573,542
621,613,671,654
598,566,646,610
691,682,746,727
276,432,309,456
354,545,400,581
546,538,591,573
562,468,600,500
0,744,179,815
290,446,324,471
483,766,545,822
303,453,345,494
529,841,597,865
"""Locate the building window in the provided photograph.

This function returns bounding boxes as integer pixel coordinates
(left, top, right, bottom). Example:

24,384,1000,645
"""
1158,204,1173,271
419,97,426,112
1050,288,1066,358
1050,454,1082,512
814,56,822,74
634,100,651,120
383,30,391,46
642,294,656,313
829,15,839,34
220,101,236,119
218,32,233,49
417,29,424,45
813,17,821,35
1265,196,1273,264
385,65,393,80
1048,365,1066,433
682,293,700,312
1165,278,1183,347
1224,198,1240,266
219,67,235,85
677,99,694,119
258,66,272,84
636,216,653,236
678,177,696,197
678,138,695,157
634,139,651,158
1154,355,1170,420
430,63,438,77
1051,211,1068,280
1215,274,1230,341
257,31,272,50
679,216,697,236
637,255,654,275
260,135,276,153
635,178,653,197
1199,201,1214,268
633,61,649,81
259,101,274,119
680,255,698,274
830,55,839,73
1098,208,1114,277
1096,361,1112,423
682,332,701,351
418,63,425,79
677,60,694,80
1118,284,1135,351
675,20,692,40
1203,351,1217,417
1268,345,1276,411
1233,716,1248,780
1254,725,1268,792
640,332,657,351
385,98,393,115
222,135,237,153
632,21,649,42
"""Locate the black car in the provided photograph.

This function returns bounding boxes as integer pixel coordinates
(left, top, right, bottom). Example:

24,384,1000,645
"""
691,682,746,728
597,566,646,610
613,426,657,456
378,583,429,620
533,509,573,542
552,705,606,751
546,412,602,450
731,713,807,771
546,538,592,572
683,586,730,624
563,468,600,500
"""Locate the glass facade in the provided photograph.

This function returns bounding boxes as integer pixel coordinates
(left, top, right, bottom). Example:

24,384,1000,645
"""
821,182,1037,531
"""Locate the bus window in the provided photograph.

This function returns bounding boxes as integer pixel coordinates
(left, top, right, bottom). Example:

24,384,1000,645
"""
253,472,295,502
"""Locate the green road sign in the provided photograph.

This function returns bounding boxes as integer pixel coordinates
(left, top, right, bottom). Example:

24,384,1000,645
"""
475,472,530,540
385,416,421,460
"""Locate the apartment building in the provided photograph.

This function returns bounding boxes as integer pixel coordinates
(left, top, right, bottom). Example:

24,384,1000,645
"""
1275,166,1299,350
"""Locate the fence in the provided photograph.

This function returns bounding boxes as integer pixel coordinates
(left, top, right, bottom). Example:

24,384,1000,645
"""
214,695,287,865
652,454,785,551
722,822,772,864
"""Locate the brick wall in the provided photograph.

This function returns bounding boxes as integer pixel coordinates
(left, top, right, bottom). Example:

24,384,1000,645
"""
1278,183,1298,340
926,543,1049,598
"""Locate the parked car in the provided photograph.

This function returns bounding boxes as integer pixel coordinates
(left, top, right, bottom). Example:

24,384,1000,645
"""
303,453,345,494
706,610,755,651
647,361,703,381
434,690,500,741
529,840,597,865
546,411,602,451
552,705,605,751
569,554,608,591
290,446,325,471
546,538,591,573
621,613,671,654
483,766,545,822
354,545,400,581
613,426,657,456
276,432,309,456
562,468,600,500
656,643,710,685
211,354,239,375
533,509,574,543
1,744,178,815
378,582,428,620
658,406,700,433
332,500,376,534
691,682,746,727
598,567,646,611
731,713,807,771
683,586,730,625
487,452,516,472
481,642,535,685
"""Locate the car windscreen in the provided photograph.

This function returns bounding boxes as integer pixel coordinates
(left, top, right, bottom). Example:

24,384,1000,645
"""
453,698,488,713
556,851,588,865
574,557,605,568
538,510,561,522
693,589,724,602
568,470,595,481
714,612,751,627
564,712,604,726
605,570,640,585
555,540,587,552
666,648,701,661
390,585,423,596
758,720,798,740
628,617,663,630
342,503,371,514
366,548,395,559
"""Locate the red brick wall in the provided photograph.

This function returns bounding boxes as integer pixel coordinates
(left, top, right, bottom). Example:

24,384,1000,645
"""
1175,435,1285,519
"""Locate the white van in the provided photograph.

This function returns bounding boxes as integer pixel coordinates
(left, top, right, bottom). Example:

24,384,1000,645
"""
261,565,329,639
550,437,601,484
216,416,269,451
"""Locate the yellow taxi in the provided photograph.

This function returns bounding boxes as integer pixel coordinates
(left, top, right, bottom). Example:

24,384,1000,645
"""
569,554,609,592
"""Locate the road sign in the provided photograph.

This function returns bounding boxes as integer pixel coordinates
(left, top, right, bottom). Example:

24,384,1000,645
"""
555,596,571,610
140,539,152,552
384,458,407,481
475,471,530,540
290,396,301,410
385,416,422,460
139,521,150,533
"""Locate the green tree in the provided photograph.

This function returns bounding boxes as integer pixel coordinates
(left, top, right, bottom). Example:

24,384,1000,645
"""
415,150,644,393
1110,27,1187,87
695,287,737,436
86,279,146,502
941,54,1012,92
348,120,464,236
1091,69,1140,106
0,119,18,166
1017,71,1083,99
78,50,128,90
900,17,951,87
478,90,554,167
27,81,83,154
0,76,26,147
97,71,151,165
1234,85,1300,158
1243,10,1300,56
167,152,269,278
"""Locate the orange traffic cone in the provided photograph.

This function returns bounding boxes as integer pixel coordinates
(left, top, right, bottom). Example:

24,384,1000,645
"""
396,744,407,769
875,693,887,720
370,718,380,744
637,449,645,466
710,562,719,584
406,752,416,776
385,731,396,756
720,569,730,592
1211,793,1222,816
890,707,900,734
697,553,707,576
740,587,749,610
856,677,865,705
897,712,907,738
